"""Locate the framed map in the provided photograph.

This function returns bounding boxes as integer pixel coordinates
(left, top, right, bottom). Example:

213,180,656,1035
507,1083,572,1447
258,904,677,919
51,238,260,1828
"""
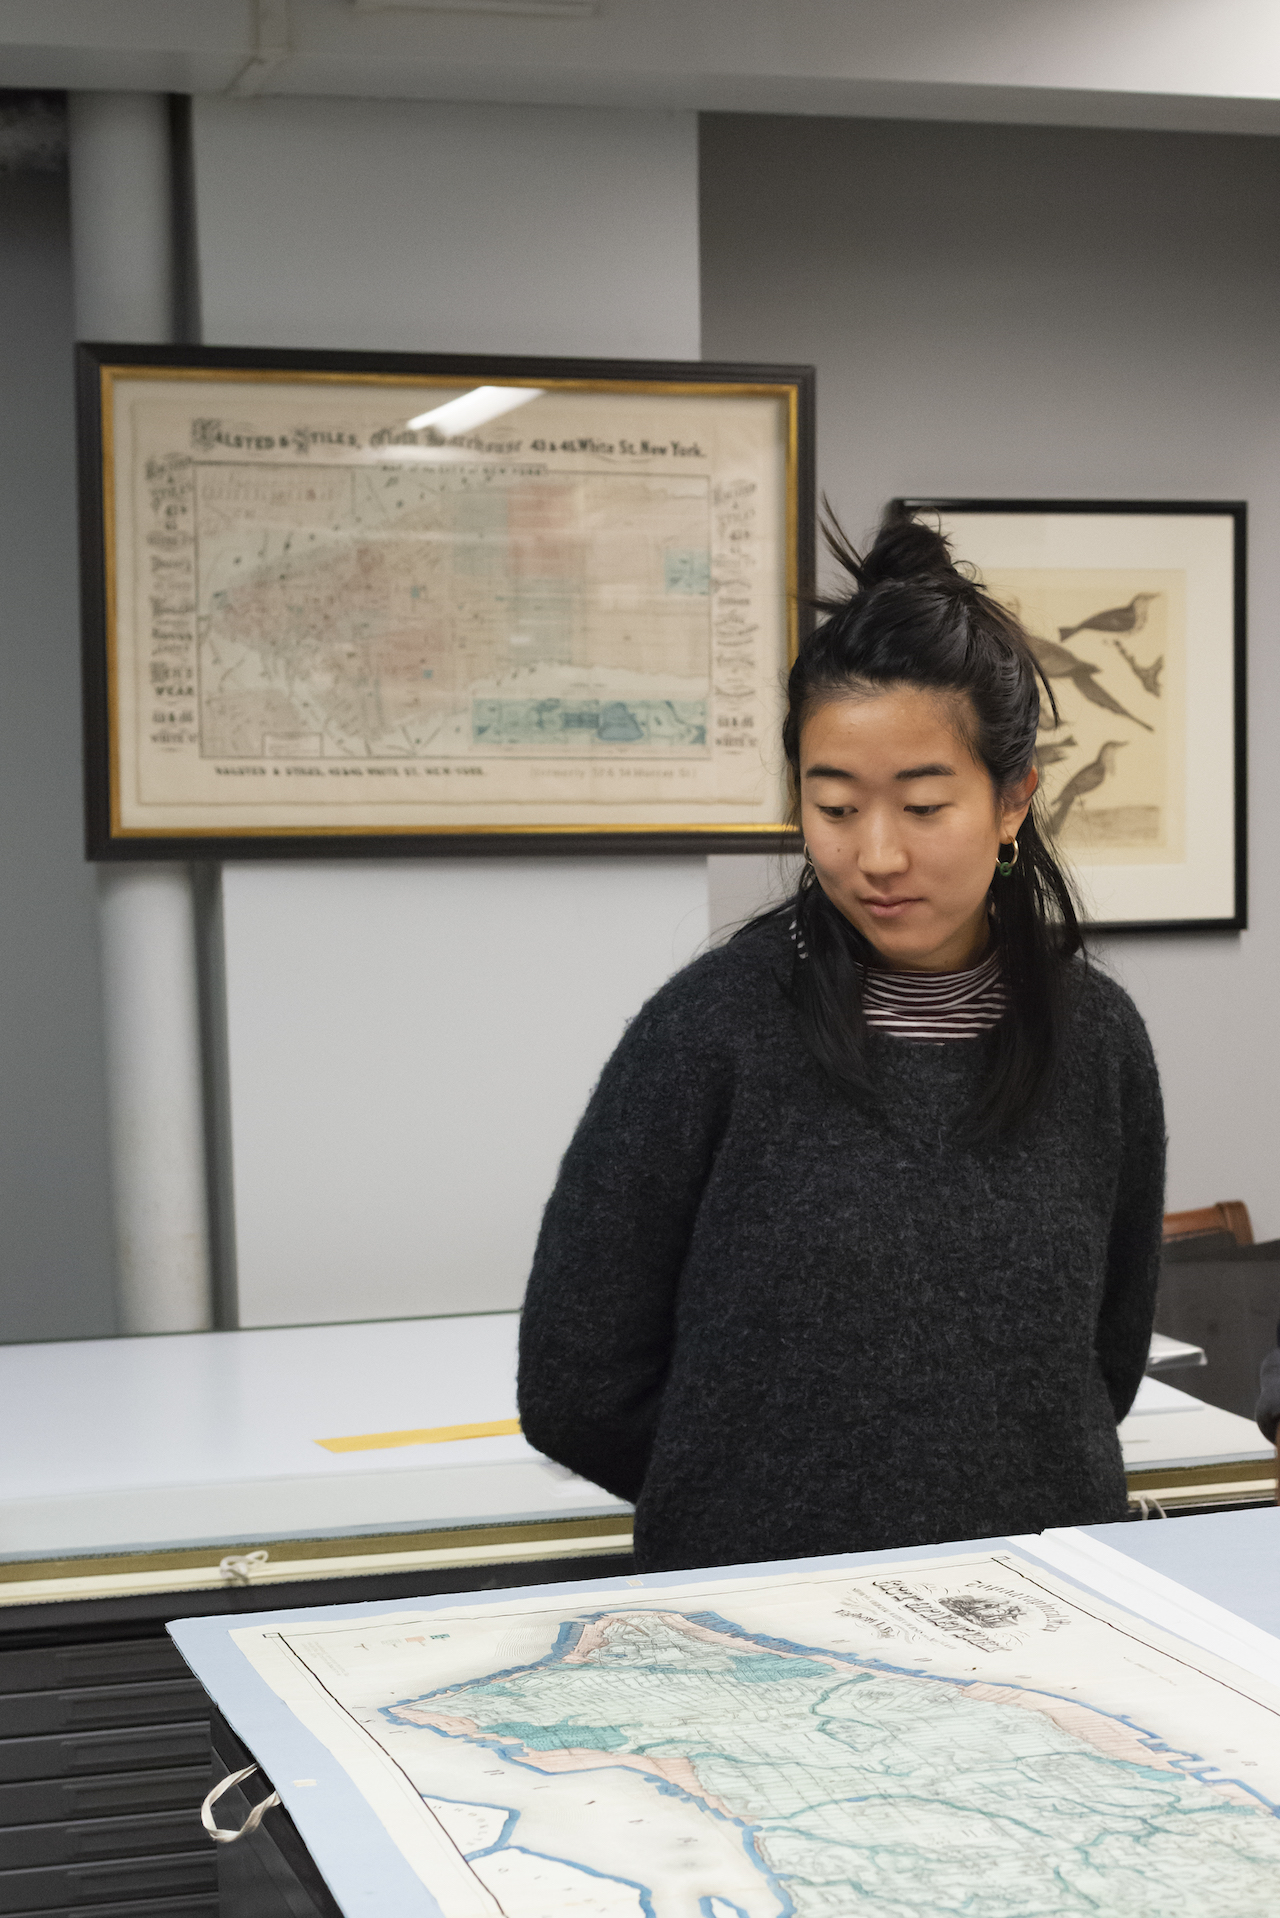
901,499,1246,934
78,346,814,858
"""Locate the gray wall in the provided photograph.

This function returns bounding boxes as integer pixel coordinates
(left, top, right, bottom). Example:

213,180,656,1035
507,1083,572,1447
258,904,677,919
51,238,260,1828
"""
193,96,701,358
0,161,116,1339
701,114,1280,1235
191,97,706,1328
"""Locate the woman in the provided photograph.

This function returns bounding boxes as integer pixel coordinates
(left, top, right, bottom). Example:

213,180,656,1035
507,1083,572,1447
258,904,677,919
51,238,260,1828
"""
518,506,1165,1574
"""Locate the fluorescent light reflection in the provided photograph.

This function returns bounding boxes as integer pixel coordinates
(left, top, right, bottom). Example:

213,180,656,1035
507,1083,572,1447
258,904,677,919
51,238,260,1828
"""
406,385,543,436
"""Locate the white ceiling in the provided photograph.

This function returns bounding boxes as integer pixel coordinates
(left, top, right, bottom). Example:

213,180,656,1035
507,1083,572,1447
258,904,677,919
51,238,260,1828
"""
1,0,1279,132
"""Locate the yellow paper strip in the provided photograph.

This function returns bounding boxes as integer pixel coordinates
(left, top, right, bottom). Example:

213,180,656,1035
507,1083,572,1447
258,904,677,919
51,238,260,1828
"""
316,1417,522,1454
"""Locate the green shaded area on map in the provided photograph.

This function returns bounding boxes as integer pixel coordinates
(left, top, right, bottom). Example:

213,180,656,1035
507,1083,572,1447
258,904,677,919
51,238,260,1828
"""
471,697,707,748
664,550,711,594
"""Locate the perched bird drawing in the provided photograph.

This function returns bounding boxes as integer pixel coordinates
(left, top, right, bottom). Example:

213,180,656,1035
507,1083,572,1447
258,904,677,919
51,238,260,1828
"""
1058,592,1158,642
1049,741,1127,838
1027,635,1154,732
1035,734,1077,770
1109,636,1163,698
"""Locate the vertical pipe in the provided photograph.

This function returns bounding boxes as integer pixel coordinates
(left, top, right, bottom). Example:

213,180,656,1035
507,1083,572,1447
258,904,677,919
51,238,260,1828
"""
97,868,212,1332
68,93,213,1332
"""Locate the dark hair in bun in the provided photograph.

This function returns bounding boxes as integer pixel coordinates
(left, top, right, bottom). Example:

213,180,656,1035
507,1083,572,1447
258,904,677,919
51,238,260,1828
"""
784,503,1052,799
773,500,1083,1142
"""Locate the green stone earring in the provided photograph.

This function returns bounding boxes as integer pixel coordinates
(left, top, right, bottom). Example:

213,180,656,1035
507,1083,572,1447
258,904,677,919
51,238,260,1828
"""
995,841,1020,878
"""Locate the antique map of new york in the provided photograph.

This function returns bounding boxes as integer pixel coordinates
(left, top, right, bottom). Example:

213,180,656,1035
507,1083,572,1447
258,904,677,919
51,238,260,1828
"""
233,1552,1280,1916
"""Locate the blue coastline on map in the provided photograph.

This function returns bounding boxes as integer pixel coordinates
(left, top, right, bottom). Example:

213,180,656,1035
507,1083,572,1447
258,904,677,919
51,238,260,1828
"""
472,698,707,747
420,1795,518,1859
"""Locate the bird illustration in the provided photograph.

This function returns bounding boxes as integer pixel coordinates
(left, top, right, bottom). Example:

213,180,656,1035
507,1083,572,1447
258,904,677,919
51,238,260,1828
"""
1058,592,1159,643
1109,635,1163,697
1035,734,1077,770
1049,741,1127,837
1027,635,1154,732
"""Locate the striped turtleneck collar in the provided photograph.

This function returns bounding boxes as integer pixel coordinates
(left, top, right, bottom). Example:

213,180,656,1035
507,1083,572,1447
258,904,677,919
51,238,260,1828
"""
860,945,1007,1042
787,911,1009,1042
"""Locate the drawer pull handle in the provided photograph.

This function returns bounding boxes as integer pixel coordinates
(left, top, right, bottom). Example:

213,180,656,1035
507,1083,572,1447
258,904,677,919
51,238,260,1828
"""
219,1550,270,1585
202,1764,281,1844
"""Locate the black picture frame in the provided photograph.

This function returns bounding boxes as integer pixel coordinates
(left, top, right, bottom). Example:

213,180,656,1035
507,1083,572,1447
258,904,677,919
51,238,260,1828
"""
901,497,1246,936
79,344,815,861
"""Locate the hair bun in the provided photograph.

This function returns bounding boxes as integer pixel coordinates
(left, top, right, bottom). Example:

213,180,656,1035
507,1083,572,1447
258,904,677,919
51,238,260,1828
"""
820,500,963,596
856,504,960,590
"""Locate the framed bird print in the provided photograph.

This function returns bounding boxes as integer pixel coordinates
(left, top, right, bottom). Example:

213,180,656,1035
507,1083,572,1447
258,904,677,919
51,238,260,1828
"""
900,500,1246,933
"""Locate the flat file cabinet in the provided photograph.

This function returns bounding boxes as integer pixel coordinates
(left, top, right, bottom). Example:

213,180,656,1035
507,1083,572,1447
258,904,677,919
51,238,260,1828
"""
0,1541,633,1917
0,1623,214,1917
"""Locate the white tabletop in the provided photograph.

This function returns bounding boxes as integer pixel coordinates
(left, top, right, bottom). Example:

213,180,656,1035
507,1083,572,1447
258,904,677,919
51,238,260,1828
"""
1146,1330,1206,1371
0,1322,1268,1563
0,1314,628,1561
1119,1373,1272,1472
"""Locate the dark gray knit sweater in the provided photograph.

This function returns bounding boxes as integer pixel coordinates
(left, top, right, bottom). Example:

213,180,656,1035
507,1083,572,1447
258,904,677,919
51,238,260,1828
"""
1257,1345,1280,1441
518,913,1165,1574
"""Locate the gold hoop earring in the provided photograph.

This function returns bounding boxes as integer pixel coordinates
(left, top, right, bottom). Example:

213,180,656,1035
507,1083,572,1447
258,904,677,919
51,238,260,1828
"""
995,841,1019,878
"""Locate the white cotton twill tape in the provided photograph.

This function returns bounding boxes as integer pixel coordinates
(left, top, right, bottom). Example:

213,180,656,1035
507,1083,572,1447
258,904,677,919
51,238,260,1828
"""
1009,1528,1280,1691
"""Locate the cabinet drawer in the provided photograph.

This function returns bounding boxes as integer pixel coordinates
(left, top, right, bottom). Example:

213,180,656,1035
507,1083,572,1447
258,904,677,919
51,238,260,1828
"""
0,1847,216,1913
0,1640,185,1698
0,1765,208,1830
0,1722,208,1786
6,1900,215,1918
0,1681,204,1740
0,1806,205,1870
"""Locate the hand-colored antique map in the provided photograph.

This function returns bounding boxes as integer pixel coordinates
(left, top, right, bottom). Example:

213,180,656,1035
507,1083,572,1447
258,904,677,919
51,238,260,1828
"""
106,373,792,835
232,1551,1280,1916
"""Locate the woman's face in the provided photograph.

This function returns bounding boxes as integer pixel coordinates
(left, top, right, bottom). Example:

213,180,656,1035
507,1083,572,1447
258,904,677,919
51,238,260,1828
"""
798,683,1036,973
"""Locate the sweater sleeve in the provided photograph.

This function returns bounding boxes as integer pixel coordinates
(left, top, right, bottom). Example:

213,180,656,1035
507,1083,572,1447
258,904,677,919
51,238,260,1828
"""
517,965,734,1504
1093,994,1167,1423
1256,1334,1280,1443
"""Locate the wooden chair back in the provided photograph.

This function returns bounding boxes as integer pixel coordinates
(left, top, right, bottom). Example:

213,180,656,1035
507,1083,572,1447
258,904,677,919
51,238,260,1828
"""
1162,1200,1254,1247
